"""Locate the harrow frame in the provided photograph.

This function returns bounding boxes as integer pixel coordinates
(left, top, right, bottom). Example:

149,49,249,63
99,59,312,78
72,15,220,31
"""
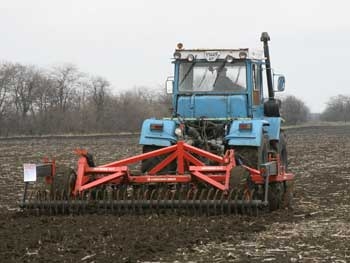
72,141,294,195
21,141,294,214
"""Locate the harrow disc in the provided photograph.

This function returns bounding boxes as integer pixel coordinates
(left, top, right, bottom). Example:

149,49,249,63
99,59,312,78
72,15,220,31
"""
21,186,265,216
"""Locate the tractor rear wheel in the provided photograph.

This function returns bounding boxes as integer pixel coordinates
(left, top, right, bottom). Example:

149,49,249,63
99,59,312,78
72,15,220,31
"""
278,131,288,170
268,182,283,211
233,135,269,169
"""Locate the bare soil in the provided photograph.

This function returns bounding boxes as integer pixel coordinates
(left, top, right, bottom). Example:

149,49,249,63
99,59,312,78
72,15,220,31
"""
0,125,349,262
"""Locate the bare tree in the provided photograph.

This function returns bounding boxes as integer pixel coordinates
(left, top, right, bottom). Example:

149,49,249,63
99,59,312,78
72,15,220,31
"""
50,64,82,113
32,74,55,115
0,63,15,118
321,95,350,122
87,76,110,128
11,64,39,119
280,95,310,125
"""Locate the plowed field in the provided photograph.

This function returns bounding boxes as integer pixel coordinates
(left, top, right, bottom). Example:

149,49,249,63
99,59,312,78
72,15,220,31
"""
0,125,349,262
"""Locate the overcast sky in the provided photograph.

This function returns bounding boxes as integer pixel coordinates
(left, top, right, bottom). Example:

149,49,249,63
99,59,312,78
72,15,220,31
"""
1,0,349,113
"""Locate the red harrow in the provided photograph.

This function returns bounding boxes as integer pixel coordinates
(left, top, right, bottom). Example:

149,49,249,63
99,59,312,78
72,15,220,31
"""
21,141,294,215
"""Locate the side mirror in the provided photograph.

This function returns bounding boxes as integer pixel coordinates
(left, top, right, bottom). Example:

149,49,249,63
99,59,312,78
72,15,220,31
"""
273,74,285,92
277,75,285,91
165,76,174,94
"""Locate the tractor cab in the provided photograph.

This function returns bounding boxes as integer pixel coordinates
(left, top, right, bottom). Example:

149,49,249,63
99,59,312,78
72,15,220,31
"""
167,47,267,119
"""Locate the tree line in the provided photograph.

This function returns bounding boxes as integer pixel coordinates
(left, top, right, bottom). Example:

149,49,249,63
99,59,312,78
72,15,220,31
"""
320,95,350,122
0,61,348,136
0,62,170,136
279,94,350,125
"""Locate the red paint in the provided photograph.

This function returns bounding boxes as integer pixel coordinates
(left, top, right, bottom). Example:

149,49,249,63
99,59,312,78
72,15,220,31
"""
67,141,294,196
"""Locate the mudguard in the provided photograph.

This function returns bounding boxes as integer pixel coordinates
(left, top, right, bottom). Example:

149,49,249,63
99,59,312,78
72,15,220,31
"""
264,117,281,141
139,119,178,147
225,119,269,147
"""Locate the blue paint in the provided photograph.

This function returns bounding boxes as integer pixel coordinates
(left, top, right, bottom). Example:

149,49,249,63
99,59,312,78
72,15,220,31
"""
226,119,269,146
177,95,248,118
264,117,281,140
139,119,178,146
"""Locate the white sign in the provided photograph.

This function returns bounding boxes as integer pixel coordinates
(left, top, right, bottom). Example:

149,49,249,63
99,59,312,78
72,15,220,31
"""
23,163,37,182
205,51,220,62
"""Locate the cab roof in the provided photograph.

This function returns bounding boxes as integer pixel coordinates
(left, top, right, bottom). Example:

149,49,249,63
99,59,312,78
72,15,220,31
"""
174,48,265,61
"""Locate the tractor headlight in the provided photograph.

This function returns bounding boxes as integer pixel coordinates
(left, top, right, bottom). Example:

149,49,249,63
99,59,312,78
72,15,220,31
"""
187,54,194,62
175,127,183,137
173,52,181,59
239,51,247,59
226,55,234,63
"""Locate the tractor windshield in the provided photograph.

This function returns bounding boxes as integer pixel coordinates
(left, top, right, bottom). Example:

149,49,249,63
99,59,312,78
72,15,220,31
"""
178,61,246,92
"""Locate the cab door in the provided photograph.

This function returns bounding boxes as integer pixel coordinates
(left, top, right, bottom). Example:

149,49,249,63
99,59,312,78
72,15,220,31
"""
252,63,262,106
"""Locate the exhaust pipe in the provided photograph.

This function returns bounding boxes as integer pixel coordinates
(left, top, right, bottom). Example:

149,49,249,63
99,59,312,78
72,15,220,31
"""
260,32,274,100
261,32,280,117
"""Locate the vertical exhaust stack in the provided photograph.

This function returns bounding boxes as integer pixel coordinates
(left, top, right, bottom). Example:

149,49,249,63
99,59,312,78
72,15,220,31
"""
261,32,280,117
261,32,274,100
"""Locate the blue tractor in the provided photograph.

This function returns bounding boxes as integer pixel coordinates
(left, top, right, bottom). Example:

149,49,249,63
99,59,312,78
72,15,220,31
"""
20,33,294,214
140,32,287,173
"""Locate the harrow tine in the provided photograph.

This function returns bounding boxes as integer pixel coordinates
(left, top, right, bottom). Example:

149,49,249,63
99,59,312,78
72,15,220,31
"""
47,192,53,216
119,188,127,215
198,189,204,215
165,189,172,215
103,190,108,214
206,188,213,216
137,188,143,215
233,191,238,215
180,187,187,216
70,194,75,215
157,188,163,215
149,189,156,215
72,194,78,215
83,191,90,214
52,190,57,215
130,188,135,214
143,188,150,215
20,182,267,216
240,191,246,216
170,189,175,214
192,189,198,216
159,188,167,215
176,187,183,216
95,190,101,214
116,189,121,216
253,202,259,217
155,189,160,215
213,190,219,216
44,191,50,216
108,190,114,215
61,190,69,214
186,188,192,216
34,191,40,216
227,190,233,215
220,191,225,215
